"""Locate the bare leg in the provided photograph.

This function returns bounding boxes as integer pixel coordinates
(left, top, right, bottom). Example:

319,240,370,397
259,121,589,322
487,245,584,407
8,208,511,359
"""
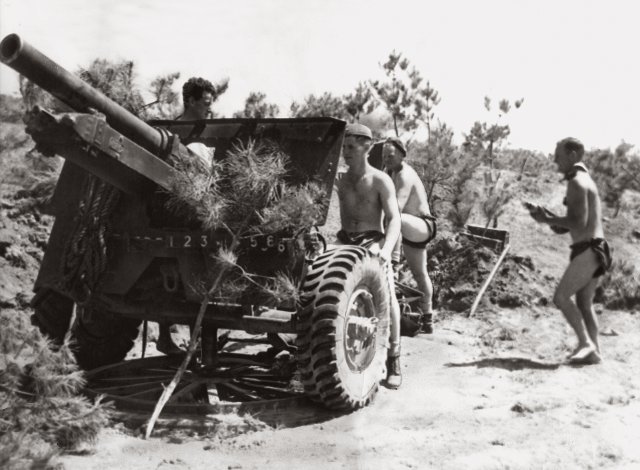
373,238,402,389
576,277,600,354
368,239,402,357
553,249,601,363
387,264,401,357
391,234,402,268
399,213,434,332
404,244,433,315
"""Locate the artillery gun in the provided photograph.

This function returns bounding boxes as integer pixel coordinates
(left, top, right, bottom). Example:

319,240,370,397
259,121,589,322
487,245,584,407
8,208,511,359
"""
1,34,394,413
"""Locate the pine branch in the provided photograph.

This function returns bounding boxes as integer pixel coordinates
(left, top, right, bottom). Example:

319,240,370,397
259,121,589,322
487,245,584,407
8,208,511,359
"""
145,211,253,439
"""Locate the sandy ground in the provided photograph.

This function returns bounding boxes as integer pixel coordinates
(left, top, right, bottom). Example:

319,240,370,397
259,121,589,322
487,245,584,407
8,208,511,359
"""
56,178,640,470
57,306,640,470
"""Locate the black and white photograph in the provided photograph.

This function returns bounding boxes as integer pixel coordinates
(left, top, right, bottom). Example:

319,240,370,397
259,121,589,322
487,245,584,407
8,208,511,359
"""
1,1,639,468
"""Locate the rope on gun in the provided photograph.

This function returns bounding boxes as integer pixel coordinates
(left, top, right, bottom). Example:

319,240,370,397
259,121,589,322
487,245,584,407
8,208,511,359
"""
59,174,120,305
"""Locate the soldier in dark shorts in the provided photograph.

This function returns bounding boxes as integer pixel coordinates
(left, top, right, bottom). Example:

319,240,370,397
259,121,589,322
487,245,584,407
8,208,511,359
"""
383,137,437,334
336,123,403,389
529,137,612,365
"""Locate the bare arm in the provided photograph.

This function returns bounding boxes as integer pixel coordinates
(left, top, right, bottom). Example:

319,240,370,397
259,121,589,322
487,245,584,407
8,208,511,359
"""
394,168,412,212
336,179,346,229
544,180,588,230
378,174,401,261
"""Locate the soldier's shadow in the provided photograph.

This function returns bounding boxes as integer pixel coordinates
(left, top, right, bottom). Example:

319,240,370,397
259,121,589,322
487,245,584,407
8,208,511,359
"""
445,357,562,371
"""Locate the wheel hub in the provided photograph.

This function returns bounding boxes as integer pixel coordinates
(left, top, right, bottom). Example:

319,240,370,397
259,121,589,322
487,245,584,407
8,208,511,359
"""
344,287,378,372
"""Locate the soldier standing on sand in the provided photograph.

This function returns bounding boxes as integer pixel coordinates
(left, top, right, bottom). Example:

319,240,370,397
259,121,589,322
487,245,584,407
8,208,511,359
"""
336,123,403,389
157,77,217,355
529,137,612,365
383,137,437,334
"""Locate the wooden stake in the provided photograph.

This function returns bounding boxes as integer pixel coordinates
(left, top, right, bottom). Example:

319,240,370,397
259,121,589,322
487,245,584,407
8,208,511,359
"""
145,262,232,439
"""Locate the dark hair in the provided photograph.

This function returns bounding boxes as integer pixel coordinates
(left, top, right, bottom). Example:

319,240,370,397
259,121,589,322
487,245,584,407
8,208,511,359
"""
182,77,215,105
557,137,584,159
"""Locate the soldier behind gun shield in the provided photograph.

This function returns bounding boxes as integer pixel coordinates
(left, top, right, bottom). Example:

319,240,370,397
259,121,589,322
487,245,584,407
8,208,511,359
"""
156,77,216,355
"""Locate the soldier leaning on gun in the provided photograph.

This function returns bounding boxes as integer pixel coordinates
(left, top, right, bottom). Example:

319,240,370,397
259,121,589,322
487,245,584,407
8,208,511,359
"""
336,123,403,389
157,77,216,355
528,137,612,365
382,137,437,334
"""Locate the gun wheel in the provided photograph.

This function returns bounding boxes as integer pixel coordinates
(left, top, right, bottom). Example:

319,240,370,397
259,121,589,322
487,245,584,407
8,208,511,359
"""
30,289,74,344
83,352,321,428
297,246,390,410
71,307,141,370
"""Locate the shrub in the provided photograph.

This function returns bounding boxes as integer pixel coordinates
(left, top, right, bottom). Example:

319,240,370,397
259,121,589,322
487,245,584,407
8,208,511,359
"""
585,143,640,217
0,94,25,123
596,260,640,310
446,153,481,230
0,309,112,468
480,171,515,229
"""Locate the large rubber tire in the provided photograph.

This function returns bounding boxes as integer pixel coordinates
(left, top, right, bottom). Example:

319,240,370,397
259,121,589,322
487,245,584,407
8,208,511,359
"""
30,289,74,344
70,306,141,370
296,246,390,410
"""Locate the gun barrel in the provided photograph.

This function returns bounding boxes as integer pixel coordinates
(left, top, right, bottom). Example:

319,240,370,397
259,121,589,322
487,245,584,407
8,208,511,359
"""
0,33,165,155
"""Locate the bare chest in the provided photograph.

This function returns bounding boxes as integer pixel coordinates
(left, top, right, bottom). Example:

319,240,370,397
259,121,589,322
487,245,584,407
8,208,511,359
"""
338,178,381,213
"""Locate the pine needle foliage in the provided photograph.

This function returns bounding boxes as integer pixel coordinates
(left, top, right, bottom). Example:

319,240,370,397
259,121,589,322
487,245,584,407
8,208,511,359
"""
77,59,146,116
167,138,325,235
480,172,515,229
202,256,300,307
447,157,481,230
259,272,301,306
258,182,326,233
222,139,289,229
166,148,226,231
0,310,111,468
165,137,325,306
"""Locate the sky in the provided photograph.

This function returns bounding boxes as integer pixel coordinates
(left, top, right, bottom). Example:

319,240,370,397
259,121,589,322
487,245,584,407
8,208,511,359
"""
0,0,638,152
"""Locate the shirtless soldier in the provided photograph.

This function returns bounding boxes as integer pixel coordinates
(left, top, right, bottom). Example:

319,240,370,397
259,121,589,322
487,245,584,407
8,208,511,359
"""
337,123,403,389
178,77,215,120
157,77,217,355
530,137,612,364
383,137,437,334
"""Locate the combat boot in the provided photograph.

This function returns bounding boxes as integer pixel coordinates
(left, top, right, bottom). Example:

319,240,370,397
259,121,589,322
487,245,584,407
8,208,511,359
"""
420,313,434,334
385,354,402,389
